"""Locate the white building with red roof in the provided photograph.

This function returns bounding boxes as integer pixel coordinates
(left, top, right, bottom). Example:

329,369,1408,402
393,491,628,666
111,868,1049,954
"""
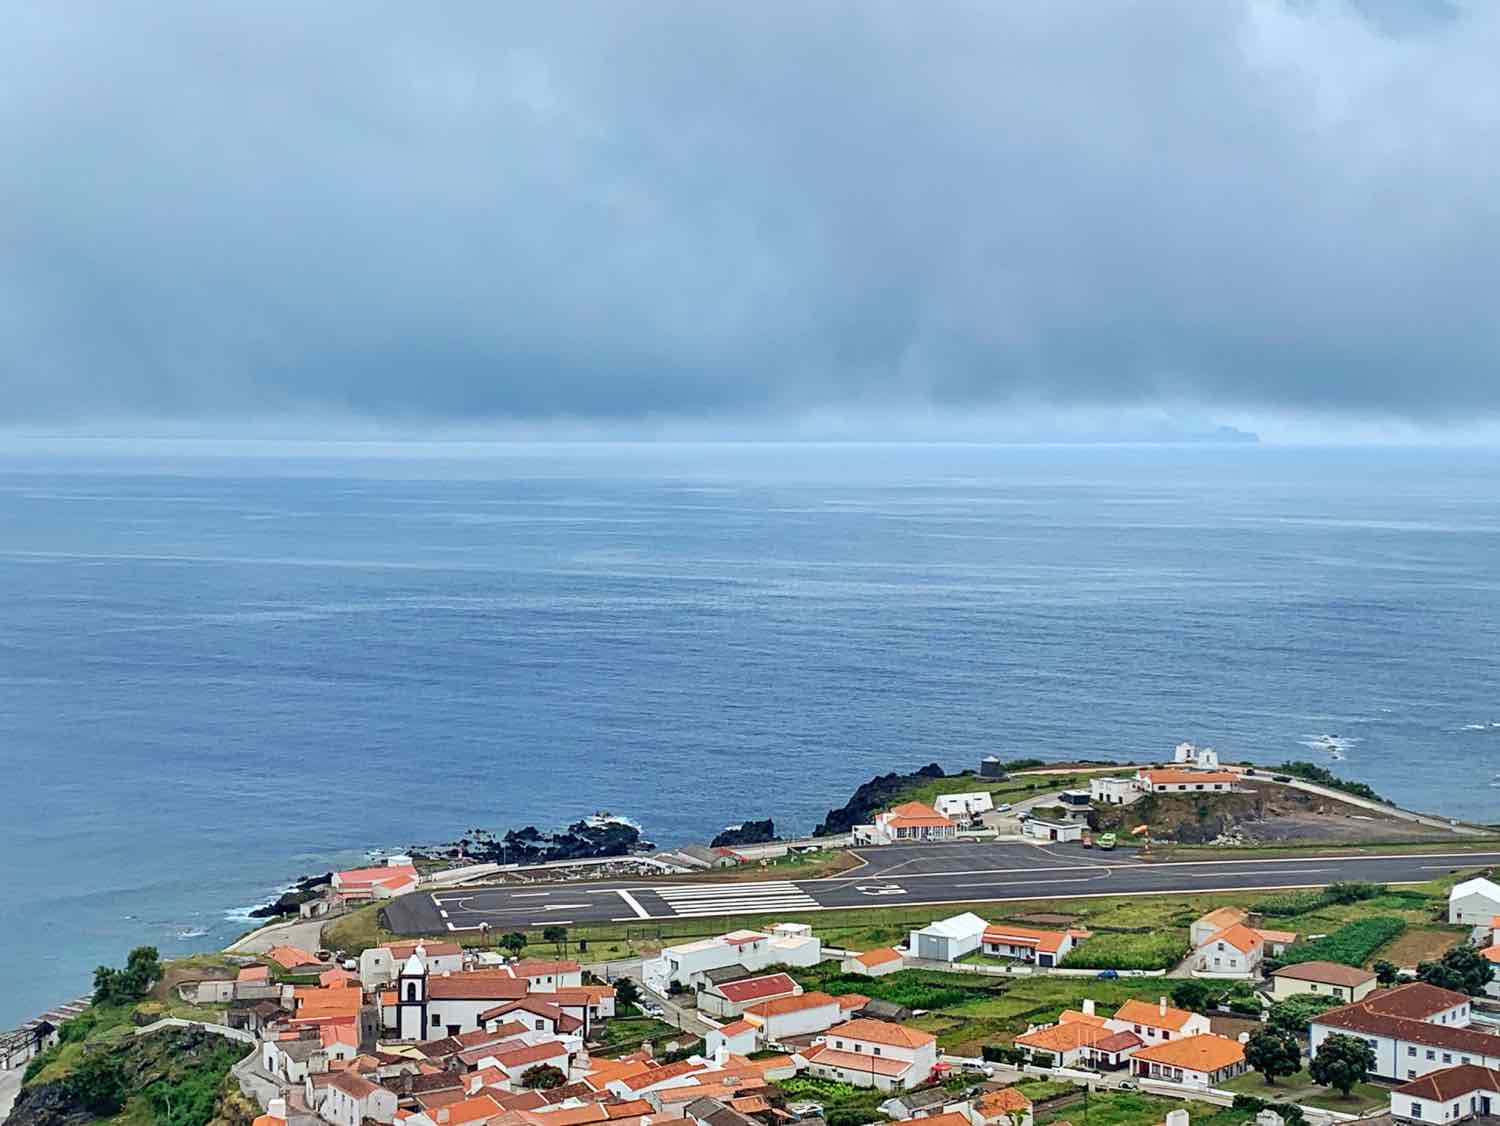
1136,768,1239,795
331,860,419,902
698,972,801,1018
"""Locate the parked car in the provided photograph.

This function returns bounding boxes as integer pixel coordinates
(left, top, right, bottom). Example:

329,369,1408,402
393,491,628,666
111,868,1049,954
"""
1096,969,1119,979
995,803,1013,813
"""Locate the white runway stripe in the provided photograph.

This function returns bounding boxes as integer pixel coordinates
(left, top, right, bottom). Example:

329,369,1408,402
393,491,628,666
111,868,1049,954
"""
653,880,820,917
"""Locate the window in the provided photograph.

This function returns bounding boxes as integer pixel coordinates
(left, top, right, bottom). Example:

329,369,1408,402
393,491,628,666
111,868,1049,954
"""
1410,1104,1422,1119
1443,1054,1452,1063
431,1014,440,1027
873,1047,881,1056
1427,1050,1436,1060
1410,1047,1418,1057
406,983,418,1001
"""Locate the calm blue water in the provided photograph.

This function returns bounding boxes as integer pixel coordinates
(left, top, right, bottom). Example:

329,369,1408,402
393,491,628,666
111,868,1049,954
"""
3,440,1499,1026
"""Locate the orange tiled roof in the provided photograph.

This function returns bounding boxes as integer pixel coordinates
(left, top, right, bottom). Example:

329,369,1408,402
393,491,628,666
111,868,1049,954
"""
881,801,954,828
854,947,903,967
1131,1033,1245,1072
825,1017,935,1048
742,990,837,1019
1113,999,1198,1031
800,1043,912,1077
1140,769,1239,786
267,945,320,969
1202,923,1262,953
982,923,1073,954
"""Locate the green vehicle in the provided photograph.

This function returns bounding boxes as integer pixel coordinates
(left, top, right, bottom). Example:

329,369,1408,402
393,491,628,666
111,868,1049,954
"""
1096,832,1118,851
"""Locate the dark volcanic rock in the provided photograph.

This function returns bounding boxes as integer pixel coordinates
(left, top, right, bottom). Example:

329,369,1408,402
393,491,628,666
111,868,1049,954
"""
711,819,776,848
813,764,947,837
249,872,331,918
419,819,643,865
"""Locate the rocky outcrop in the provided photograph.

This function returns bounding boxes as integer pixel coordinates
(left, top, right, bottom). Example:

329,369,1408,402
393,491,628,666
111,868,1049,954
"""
249,872,331,919
813,764,947,836
711,819,776,848
419,819,643,866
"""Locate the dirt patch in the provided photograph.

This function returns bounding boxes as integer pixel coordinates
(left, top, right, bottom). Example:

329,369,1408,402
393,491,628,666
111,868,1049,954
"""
1378,926,1464,968
1008,913,1081,926
1210,1014,1262,1040
1093,782,1460,846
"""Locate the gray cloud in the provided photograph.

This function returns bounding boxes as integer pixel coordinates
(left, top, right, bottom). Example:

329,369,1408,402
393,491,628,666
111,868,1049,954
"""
3,1,1499,426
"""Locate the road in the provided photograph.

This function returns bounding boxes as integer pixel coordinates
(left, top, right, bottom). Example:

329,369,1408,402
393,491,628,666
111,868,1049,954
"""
380,841,1500,937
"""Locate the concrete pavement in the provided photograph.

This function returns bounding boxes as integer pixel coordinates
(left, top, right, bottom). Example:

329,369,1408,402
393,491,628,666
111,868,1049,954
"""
383,840,1500,936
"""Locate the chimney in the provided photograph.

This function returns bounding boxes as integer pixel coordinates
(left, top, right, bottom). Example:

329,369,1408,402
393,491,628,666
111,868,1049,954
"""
267,1099,288,1121
1082,1000,1095,1016
1239,1032,1251,1044
1159,997,1168,1016
1166,1111,1189,1126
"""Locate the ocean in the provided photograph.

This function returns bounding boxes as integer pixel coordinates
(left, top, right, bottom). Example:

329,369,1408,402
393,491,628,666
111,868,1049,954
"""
2,439,1498,1027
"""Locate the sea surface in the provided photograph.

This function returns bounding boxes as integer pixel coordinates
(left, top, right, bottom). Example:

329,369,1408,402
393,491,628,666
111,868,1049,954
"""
3,439,1499,1026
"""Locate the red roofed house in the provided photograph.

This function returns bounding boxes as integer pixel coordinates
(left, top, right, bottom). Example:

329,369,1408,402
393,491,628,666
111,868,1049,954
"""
698,972,801,1018
981,925,1089,969
1013,1005,1141,1070
860,802,958,845
1391,1063,1500,1122
1310,982,1490,1081
802,1019,939,1090
268,945,322,971
331,860,420,902
1192,923,1264,977
307,1069,398,1126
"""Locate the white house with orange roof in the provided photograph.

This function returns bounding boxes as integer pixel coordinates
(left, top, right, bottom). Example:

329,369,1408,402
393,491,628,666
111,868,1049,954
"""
981,924,1089,969
361,940,464,987
705,1020,760,1059
1129,1033,1247,1087
800,1018,938,1091
857,802,958,845
1013,1004,1142,1070
1192,923,1264,977
740,991,843,1042
1189,907,1249,948
331,859,419,902
1105,998,1211,1044
841,948,904,977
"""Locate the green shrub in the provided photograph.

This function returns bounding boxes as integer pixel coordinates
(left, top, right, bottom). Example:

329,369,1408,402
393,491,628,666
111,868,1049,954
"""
1278,917,1405,968
1059,930,1189,970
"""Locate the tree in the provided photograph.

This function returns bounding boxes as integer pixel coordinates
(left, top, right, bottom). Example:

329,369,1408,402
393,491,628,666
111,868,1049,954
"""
1417,945,1492,996
1373,960,1400,987
520,1064,567,1090
1171,980,1220,1012
68,1053,128,1115
615,976,642,1011
92,945,162,1007
542,926,568,956
1309,1033,1375,1098
1267,994,1341,1035
499,932,527,957
1245,1027,1302,1086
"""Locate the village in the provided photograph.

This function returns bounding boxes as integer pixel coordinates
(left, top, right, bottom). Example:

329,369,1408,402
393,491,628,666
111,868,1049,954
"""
10,751,1500,1126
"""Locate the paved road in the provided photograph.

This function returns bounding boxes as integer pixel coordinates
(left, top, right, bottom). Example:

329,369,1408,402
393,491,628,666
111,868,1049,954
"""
382,841,1500,936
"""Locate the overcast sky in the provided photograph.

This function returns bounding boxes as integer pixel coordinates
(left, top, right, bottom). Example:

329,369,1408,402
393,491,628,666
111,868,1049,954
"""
3,1,1497,437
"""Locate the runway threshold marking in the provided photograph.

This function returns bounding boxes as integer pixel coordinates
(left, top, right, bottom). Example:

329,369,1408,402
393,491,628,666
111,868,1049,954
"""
617,890,650,919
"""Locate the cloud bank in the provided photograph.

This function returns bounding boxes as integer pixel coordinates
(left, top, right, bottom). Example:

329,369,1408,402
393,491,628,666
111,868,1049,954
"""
3,1,1497,430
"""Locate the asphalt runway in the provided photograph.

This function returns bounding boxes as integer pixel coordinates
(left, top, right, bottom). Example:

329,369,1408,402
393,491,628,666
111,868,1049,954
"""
380,841,1500,936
